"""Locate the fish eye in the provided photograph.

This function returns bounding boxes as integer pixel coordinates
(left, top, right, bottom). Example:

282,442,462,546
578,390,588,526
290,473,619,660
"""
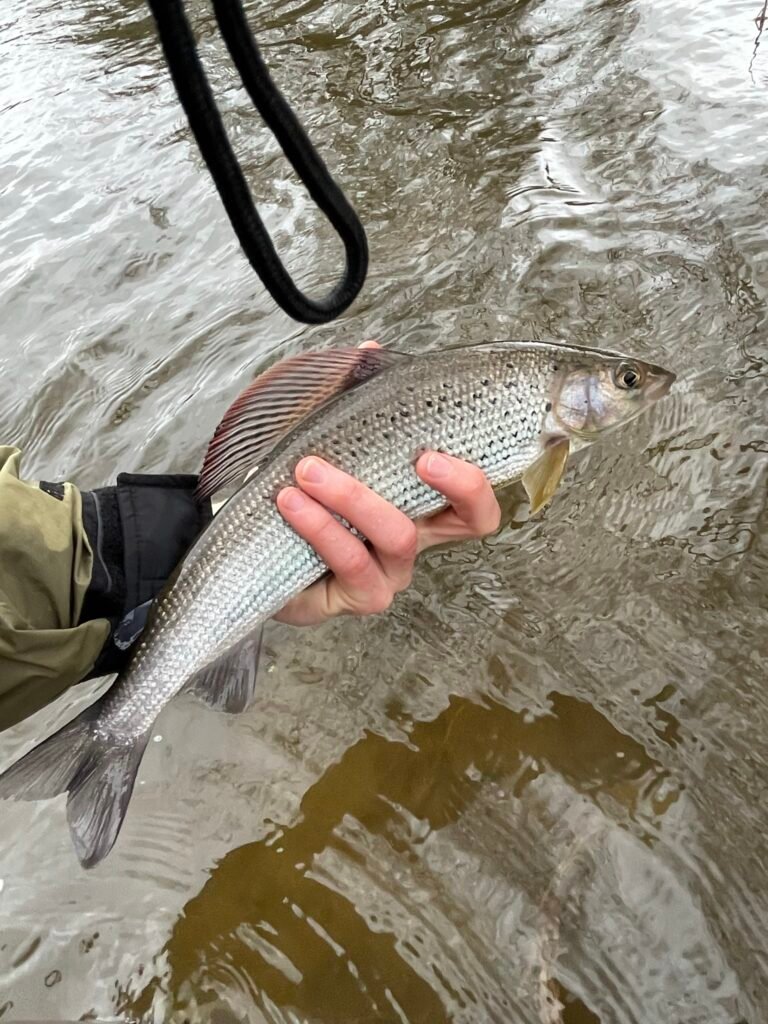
614,362,644,391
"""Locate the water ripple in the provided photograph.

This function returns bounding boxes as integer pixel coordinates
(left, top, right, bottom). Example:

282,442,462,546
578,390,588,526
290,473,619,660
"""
1,0,768,1020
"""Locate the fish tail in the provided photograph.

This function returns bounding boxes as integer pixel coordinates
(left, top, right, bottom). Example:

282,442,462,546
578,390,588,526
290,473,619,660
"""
0,702,150,869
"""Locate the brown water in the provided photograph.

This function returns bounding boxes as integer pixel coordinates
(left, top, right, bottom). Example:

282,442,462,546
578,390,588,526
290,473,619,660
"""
1,0,767,1020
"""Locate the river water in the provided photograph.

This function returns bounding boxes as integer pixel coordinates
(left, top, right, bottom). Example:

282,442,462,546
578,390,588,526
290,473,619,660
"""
0,0,766,1021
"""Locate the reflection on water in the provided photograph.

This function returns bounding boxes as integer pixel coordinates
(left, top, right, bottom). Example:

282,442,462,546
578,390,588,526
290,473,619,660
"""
0,0,767,1020
119,692,679,1021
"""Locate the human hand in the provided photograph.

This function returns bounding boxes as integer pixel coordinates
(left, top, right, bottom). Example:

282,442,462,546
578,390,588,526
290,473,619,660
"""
272,343,501,626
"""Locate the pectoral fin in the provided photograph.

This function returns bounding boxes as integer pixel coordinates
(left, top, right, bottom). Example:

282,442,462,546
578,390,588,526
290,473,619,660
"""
522,439,570,515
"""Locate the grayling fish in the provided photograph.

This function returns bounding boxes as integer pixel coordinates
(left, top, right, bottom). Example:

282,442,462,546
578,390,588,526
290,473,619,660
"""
0,341,674,867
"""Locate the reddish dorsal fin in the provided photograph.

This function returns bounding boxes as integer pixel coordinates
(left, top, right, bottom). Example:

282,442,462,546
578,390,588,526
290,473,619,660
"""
196,346,405,500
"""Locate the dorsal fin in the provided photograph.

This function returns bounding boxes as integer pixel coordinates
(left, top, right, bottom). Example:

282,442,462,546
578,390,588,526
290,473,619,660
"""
196,346,405,500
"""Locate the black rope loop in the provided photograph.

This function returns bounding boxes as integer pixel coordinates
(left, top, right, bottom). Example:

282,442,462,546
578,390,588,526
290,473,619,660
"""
146,0,368,324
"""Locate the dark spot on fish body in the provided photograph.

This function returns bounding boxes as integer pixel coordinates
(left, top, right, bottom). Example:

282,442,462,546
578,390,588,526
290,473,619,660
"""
545,401,552,412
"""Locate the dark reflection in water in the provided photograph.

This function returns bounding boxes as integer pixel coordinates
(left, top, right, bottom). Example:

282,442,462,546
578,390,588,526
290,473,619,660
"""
120,691,678,1022
0,0,767,1020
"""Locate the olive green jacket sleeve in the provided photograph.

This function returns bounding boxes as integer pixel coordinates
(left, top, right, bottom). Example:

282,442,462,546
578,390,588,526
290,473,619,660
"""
0,447,109,730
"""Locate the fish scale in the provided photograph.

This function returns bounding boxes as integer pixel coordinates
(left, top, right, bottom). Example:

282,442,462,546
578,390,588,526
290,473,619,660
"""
108,346,553,740
0,340,675,866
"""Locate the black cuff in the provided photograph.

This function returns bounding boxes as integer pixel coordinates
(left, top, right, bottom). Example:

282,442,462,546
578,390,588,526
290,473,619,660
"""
80,474,212,676
115,473,212,611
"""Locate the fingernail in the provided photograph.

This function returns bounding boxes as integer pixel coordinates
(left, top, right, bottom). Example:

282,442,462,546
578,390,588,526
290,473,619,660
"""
281,488,305,512
426,453,451,478
299,458,325,484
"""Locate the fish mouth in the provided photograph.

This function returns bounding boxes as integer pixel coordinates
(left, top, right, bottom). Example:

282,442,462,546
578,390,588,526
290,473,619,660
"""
645,364,676,400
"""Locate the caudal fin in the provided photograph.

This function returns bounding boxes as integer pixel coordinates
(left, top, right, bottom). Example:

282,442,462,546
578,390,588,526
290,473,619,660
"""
0,705,149,868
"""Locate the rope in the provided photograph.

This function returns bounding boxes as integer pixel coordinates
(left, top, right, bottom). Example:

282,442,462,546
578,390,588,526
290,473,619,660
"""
145,0,368,324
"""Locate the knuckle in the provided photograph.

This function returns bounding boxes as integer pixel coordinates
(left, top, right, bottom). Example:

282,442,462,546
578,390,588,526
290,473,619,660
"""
482,504,502,535
340,474,363,505
393,568,413,593
342,543,371,579
390,520,418,560
464,466,489,499
468,503,501,539
312,512,338,544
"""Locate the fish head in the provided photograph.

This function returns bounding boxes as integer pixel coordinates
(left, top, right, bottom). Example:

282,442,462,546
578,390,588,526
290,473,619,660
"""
550,350,675,442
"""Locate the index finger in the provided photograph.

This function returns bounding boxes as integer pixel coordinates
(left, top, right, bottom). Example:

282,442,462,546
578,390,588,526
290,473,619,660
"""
415,452,501,535
293,457,418,571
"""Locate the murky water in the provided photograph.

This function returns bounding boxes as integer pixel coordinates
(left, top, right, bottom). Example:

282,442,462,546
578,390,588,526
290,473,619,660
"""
1,0,767,1020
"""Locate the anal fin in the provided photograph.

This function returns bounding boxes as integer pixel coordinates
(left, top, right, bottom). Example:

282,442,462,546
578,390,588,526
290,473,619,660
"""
185,626,263,714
